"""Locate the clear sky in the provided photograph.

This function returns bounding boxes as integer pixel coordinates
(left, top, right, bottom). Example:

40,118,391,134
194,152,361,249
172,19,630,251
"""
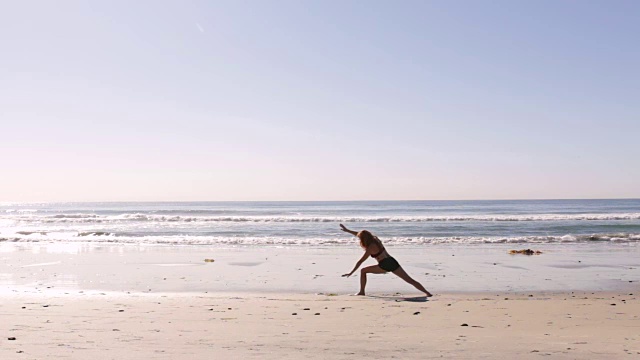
1,1,638,202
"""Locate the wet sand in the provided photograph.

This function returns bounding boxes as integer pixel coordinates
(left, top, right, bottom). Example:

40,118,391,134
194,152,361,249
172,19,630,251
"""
1,243,638,294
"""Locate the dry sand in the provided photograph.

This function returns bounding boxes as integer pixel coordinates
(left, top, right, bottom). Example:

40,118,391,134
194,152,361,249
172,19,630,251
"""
1,291,639,359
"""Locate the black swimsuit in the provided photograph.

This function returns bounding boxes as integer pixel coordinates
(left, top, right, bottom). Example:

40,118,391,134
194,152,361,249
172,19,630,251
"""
370,246,400,272
378,257,400,272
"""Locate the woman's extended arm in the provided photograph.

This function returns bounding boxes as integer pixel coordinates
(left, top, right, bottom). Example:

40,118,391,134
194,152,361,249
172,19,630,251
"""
342,251,369,277
339,223,358,236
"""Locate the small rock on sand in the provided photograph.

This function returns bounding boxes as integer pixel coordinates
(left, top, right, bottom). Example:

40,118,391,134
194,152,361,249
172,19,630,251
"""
413,311,420,315
460,323,468,327
8,337,16,340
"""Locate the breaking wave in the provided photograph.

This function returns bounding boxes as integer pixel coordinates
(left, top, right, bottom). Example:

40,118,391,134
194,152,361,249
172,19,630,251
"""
4,213,640,224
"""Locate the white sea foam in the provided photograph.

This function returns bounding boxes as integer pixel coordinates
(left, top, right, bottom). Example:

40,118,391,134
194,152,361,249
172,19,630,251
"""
1,232,639,245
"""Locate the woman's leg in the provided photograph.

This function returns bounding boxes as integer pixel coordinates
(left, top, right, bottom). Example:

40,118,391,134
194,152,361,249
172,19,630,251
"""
392,266,433,297
357,265,387,295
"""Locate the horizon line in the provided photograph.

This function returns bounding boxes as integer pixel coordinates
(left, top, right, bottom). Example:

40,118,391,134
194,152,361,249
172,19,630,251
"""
2,197,639,204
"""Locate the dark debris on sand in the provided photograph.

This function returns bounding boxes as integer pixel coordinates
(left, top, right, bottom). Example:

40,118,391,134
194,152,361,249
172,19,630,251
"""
509,249,542,255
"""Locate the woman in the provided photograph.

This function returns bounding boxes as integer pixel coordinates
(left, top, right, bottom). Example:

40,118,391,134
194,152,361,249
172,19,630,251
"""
340,224,433,297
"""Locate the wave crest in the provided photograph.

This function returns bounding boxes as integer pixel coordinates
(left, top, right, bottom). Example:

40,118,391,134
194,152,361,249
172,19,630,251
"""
5,213,640,224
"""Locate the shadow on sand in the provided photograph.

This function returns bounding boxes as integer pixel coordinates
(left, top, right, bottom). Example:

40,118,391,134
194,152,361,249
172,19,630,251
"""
367,295,429,302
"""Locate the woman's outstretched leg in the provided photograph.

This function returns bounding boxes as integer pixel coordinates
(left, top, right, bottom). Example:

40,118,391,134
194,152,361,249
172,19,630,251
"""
392,267,433,297
357,265,387,295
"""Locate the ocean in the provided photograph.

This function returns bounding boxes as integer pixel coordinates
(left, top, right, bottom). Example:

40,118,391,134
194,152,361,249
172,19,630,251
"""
2,199,640,246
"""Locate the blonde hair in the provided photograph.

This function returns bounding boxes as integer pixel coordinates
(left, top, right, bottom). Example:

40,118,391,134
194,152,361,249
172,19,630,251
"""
357,230,383,251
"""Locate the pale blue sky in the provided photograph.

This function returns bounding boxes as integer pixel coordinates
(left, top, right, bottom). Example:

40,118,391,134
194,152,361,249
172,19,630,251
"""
1,1,638,201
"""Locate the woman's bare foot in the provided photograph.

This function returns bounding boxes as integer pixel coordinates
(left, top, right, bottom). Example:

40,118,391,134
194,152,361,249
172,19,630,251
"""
355,292,365,296
425,291,433,297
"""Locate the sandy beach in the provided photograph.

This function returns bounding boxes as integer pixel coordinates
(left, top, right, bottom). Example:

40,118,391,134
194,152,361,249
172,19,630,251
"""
2,291,639,359
1,243,639,359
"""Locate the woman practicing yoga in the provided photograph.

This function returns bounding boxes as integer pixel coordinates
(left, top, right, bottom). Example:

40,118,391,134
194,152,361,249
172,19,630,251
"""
340,224,433,297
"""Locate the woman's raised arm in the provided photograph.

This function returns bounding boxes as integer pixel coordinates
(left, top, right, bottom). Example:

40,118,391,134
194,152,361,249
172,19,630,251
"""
339,223,358,236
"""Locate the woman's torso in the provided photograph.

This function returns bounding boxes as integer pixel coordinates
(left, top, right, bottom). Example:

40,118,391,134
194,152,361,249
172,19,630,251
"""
368,243,390,262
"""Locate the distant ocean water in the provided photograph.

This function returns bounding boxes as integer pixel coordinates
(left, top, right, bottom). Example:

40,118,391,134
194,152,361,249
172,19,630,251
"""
1,200,640,246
